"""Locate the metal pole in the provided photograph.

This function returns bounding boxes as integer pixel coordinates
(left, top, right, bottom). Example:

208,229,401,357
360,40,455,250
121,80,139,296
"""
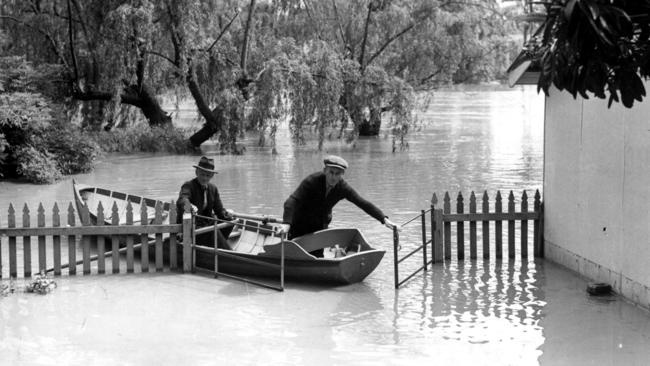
430,207,435,263
393,226,399,289
214,222,219,278
280,232,285,290
191,214,196,273
421,209,428,271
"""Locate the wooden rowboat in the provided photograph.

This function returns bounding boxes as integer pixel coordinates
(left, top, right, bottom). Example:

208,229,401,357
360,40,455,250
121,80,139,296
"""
72,180,385,285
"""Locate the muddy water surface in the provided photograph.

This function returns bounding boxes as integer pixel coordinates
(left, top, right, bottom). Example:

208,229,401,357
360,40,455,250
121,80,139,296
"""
1,86,649,365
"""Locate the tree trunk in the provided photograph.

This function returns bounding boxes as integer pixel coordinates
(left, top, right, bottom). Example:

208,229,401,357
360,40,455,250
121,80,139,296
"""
189,124,217,147
340,88,382,137
357,107,382,136
130,85,172,127
188,106,225,147
74,84,171,130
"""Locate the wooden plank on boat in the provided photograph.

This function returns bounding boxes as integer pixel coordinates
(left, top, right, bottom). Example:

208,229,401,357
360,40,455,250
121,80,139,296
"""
262,234,282,248
261,241,314,260
231,222,263,253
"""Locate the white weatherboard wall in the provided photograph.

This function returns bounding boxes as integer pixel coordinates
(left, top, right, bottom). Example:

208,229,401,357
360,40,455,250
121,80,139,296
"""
544,87,650,309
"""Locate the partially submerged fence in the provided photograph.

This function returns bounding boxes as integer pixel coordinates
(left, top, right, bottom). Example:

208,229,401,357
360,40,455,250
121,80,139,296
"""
0,200,286,290
393,190,543,288
0,201,183,278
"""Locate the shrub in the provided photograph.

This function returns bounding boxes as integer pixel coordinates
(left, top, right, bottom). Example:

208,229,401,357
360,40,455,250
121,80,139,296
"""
15,145,62,184
89,124,194,153
38,124,101,174
0,89,102,182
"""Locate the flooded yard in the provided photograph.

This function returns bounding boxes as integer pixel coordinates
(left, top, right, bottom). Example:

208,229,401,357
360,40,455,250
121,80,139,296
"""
1,86,648,365
2,259,649,365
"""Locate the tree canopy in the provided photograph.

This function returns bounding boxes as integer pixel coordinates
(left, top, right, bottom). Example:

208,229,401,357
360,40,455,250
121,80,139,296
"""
1,0,519,153
517,0,650,108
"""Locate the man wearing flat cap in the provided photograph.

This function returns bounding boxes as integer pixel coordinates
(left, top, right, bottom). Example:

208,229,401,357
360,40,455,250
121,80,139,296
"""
281,155,398,256
177,156,234,248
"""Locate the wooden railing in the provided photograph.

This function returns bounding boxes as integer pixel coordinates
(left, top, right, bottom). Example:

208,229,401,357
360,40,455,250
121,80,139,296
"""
393,190,543,288
0,201,187,279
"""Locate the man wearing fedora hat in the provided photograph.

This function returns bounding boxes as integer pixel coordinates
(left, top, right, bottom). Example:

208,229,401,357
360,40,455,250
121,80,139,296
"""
281,155,398,256
177,156,234,249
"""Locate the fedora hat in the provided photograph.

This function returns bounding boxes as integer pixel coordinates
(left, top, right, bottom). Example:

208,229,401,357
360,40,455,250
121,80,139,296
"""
193,156,218,173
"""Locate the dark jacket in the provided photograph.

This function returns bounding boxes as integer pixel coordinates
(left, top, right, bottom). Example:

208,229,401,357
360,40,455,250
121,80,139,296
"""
282,171,386,239
177,178,230,226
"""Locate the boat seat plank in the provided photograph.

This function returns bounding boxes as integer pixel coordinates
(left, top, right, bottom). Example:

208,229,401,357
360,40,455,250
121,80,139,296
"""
261,241,315,260
231,229,264,254
262,235,282,247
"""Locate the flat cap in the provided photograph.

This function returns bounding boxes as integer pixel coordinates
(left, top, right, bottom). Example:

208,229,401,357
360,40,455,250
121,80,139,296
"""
323,155,348,170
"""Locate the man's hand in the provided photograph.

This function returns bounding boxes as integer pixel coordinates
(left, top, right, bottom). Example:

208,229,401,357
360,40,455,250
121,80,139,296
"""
224,209,235,221
276,223,291,235
190,204,198,213
384,218,401,231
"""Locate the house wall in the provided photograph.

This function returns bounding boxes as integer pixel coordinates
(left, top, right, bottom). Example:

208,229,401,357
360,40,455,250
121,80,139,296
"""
544,87,650,309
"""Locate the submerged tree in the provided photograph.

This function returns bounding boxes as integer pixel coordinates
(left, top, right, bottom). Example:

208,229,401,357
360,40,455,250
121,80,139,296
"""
1,1,179,128
0,0,518,153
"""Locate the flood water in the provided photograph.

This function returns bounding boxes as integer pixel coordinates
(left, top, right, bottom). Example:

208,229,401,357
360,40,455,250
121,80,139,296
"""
1,86,649,365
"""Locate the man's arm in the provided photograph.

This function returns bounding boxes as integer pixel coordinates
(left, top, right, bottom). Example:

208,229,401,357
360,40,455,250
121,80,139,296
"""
282,196,297,225
341,181,385,221
177,182,197,214
345,186,400,230
278,196,296,234
341,180,390,225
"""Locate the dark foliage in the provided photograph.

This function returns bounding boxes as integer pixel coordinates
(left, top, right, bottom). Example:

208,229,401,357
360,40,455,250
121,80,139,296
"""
530,0,650,107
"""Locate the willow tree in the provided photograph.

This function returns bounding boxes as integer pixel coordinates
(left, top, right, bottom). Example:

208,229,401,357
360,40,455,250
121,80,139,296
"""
1,0,517,152
0,0,178,129
262,0,517,139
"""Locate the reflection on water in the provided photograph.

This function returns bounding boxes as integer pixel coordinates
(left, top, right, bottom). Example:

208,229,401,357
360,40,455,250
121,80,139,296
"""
2,86,649,365
379,260,546,364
